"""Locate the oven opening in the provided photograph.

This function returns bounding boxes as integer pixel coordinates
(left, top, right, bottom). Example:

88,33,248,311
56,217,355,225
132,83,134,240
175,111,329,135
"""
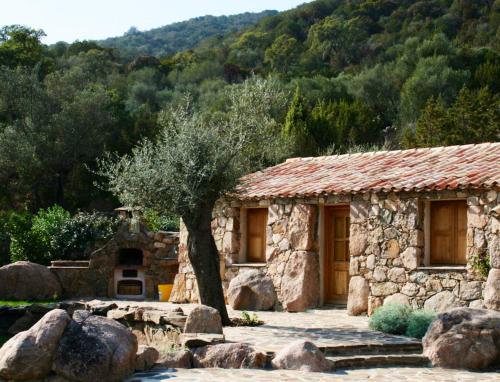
122,269,138,278
118,248,143,266
117,280,143,296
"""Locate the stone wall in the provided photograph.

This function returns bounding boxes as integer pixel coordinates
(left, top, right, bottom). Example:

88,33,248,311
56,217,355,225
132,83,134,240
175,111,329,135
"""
349,188,499,315
170,187,499,313
170,200,320,311
51,223,179,299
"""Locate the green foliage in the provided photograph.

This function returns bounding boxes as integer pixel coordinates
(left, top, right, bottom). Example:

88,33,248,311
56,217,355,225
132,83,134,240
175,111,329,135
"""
241,311,261,326
97,77,289,220
50,212,118,260
0,0,499,214
4,207,118,265
369,303,412,335
7,211,47,264
404,86,499,147
406,310,436,339
370,303,436,339
100,11,277,59
143,209,180,232
470,251,491,278
0,300,57,307
31,205,71,254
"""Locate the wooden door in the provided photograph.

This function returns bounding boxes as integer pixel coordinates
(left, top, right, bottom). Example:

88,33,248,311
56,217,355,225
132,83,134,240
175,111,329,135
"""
430,200,467,265
324,206,350,304
246,208,268,263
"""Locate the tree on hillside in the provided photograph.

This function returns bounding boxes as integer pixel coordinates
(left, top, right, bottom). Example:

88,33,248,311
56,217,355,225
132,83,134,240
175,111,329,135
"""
403,86,500,147
96,78,288,324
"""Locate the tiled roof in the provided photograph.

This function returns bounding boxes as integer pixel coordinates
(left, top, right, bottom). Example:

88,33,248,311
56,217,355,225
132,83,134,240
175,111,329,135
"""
234,143,500,200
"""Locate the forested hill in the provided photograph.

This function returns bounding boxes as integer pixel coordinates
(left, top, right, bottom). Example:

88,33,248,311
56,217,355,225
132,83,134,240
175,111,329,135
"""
0,0,498,212
99,11,277,58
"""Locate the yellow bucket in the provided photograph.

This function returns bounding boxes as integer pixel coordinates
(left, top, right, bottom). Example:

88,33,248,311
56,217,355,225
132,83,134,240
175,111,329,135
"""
158,284,173,302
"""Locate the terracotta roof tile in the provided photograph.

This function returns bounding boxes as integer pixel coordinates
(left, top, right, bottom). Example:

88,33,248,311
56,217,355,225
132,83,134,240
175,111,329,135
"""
234,143,500,200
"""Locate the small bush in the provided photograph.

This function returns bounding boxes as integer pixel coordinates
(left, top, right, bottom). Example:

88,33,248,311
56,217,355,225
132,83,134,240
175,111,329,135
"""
369,303,412,335
3,207,118,265
405,310,436,339
51,212,119,260
143,208,179,232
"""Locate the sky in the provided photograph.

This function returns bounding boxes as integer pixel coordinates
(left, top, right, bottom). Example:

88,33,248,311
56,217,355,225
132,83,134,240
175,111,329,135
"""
0,0,311,44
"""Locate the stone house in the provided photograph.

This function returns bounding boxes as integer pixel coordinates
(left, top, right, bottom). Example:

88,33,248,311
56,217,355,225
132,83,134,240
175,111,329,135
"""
170,143,500,315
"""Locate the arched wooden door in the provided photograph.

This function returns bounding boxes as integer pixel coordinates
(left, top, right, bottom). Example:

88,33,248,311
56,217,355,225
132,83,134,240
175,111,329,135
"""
324,206,350,304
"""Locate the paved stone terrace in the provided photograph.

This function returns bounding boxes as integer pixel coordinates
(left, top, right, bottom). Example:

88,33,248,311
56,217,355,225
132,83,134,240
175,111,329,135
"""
103,301,418,352
129,367,500,382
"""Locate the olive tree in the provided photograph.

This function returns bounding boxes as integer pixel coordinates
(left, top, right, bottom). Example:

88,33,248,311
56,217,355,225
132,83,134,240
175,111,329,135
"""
97,77,288,324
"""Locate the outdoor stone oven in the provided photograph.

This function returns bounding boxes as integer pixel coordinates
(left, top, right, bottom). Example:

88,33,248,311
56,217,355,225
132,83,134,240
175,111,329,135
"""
170,143,500,314
50,212,180,300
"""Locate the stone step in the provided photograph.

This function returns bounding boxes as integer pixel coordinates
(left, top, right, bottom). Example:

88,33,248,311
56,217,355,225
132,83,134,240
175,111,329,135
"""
327,353,430,369
321,342,423,357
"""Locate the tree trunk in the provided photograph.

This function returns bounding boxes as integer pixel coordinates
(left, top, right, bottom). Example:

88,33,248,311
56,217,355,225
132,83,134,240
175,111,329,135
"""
185,207,230,325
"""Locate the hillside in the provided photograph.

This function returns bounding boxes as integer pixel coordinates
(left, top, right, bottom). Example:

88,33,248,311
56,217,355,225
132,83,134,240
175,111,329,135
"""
0,0,498,212
99,11,277,58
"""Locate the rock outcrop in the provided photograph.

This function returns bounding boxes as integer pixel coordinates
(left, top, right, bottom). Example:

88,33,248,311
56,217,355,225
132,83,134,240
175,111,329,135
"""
0,261,62,300
484,269,500,310
227,270,277,311
347,276,369,315
192,343,266,369
52,311,138,382
423,308,500,369
183,305,223,334
280,251,319,312
0,309,70,380
271,340,330,372
135,345,159,371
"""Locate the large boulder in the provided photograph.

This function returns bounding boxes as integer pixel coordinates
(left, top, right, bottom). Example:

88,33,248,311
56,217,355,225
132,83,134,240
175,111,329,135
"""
423,308,500,369
484,268,500,311
52,310,138,382
0,261,62,300
183,305,223,334
281,251,320,312
192,343,266,369
227,270,277,311
156,350,193,369
135,345,159,371
0,309,71,380
271,340,330,372
347,276,369,315
423,290,461,312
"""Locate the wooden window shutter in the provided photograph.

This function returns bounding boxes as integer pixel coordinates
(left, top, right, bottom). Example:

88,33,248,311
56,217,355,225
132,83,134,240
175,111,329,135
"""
246,208,267,263
430,200,467,265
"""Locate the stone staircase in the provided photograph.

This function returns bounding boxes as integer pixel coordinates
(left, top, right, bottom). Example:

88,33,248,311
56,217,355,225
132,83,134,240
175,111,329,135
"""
322,342,429,369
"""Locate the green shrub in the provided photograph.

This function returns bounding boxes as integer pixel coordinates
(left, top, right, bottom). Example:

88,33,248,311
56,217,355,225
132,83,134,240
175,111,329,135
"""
470,251,491,278
369,303,412,335
31,205,71,257
405,310,436,339
3,207,118,265
143,208,180,232
7,211,48,264
51,212,118,260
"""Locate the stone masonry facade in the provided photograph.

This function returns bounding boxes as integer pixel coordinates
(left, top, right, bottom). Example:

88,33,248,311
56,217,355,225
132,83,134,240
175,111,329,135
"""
170,187,499,314
51,222,179,299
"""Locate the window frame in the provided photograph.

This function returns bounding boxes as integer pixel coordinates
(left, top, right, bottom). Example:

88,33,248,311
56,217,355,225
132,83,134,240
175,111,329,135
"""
239,206,268,264
424,199,468,267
